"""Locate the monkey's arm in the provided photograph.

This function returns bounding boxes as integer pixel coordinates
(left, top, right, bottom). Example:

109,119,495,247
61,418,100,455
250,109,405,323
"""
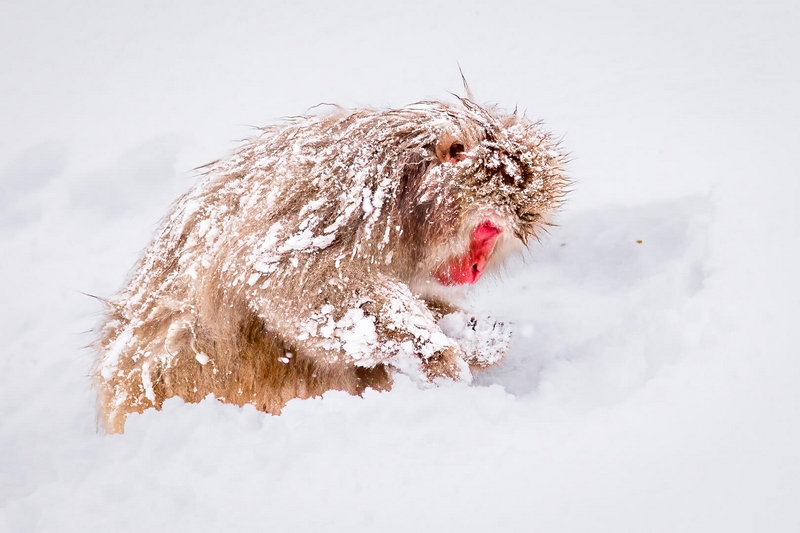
422,297,462,321
246,273,473,383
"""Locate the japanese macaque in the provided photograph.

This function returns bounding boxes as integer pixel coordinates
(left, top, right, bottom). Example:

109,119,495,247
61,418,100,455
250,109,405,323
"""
94,98,568,433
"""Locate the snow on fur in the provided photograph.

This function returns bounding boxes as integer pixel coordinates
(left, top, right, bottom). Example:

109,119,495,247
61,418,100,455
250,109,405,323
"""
94,99,567,432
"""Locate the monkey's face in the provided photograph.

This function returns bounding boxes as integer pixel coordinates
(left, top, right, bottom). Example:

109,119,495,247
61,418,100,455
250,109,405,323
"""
433,219,504,285
420,115,566,288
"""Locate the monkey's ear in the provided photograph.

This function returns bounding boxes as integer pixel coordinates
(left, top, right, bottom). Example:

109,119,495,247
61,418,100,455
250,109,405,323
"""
436,134,467,164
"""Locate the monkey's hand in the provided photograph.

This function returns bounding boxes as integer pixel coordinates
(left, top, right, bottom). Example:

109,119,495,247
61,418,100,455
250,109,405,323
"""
438,312,512,369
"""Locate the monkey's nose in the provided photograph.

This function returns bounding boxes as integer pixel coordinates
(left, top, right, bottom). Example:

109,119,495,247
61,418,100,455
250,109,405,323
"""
471,256,488,279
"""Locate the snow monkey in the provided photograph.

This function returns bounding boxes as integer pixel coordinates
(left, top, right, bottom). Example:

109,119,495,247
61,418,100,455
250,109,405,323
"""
94,98,568,433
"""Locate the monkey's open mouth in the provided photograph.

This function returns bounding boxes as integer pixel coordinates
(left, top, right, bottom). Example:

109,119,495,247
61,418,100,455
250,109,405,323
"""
435,220,503,285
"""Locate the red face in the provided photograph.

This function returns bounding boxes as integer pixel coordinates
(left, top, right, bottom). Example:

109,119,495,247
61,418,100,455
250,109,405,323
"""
435,220,503,285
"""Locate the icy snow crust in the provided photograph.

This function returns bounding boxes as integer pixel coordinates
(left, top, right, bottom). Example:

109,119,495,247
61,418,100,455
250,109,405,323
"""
2,1,800,532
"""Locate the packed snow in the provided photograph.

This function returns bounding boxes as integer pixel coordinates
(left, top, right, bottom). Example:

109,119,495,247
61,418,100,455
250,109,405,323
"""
1,1,799,531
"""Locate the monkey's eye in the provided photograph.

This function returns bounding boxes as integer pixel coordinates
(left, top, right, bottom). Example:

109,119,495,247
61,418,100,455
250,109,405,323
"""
448,143,466,161
519,211,542,224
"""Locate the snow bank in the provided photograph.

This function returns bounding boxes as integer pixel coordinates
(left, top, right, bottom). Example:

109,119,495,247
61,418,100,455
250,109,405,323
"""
1,1,799,531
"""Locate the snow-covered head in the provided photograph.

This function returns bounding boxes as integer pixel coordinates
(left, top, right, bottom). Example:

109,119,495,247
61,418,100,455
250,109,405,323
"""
394,99,569,292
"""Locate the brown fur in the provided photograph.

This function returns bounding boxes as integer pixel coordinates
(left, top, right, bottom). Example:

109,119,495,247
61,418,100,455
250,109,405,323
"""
93,99,567,433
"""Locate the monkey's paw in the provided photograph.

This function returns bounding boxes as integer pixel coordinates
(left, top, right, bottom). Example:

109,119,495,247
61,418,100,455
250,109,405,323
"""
438,312,512,368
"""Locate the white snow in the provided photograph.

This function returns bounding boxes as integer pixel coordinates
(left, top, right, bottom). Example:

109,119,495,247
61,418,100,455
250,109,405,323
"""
140,361,155,403
337,309,378,358
2,1,799,532
98,326,134,380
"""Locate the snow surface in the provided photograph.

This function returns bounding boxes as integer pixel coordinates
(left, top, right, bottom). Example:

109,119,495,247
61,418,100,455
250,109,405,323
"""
2,1,799,531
